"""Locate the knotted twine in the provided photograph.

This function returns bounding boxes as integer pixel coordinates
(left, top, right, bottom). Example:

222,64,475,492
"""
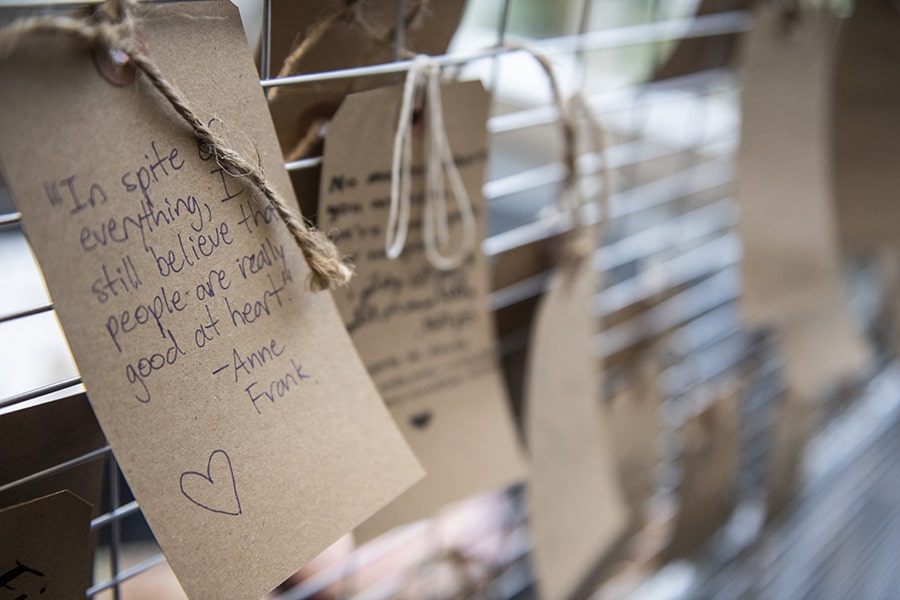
506,41,614,269
266,0,476,270
386,54,477,270
0,0,352,292
386,44,614,272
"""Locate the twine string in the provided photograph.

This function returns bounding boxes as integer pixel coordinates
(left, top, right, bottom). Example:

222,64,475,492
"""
0,0,352,292
506,42,613,264
387,54,476,270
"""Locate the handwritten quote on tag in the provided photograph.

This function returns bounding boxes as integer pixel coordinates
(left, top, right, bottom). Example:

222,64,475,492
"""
0,2,422,598
46,135,306,410
323,148,494,406
321,81,526,538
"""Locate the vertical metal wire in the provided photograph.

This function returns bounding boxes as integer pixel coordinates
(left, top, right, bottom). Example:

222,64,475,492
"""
496,0,513,47
574,0,594,92
394,0,407,62
649,0,666,68
261,0,272,81
107,459,122,600
336,543,357,600
489,0,513,93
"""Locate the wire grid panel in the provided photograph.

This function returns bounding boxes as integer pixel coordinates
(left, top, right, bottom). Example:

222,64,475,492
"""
0,0,752,598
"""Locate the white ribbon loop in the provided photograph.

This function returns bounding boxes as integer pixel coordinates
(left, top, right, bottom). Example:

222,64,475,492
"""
387,55,476,270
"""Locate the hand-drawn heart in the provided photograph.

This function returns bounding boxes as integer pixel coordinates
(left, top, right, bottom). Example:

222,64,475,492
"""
179,449,242,516
410,410,433,429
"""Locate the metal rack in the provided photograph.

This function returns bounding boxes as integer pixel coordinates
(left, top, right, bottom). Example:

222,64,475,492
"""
1,1,892,598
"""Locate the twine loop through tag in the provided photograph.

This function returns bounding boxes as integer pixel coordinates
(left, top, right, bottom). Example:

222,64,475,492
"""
0,0,353,292
387,54,477,270
506,42,613,267
568,91,614,238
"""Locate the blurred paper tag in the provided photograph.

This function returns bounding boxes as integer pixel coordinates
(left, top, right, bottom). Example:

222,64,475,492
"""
0,2,422,598
608,356,661,528
664,382,739,559
0,394,105,513
0,491,93,600
524,243,627,600
320,80,527,539
736,6,869,398
767,388,814,516
651,0,750,81
833,0,900,250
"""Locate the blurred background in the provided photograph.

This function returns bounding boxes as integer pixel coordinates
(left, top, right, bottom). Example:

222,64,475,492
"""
2,0,899,598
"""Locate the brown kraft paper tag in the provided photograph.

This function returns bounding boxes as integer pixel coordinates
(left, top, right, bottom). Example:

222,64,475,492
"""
263,0,465,80
608,356,662,534
0,2,423,598
0,491,94,600
265,0,466,156
663,381,740,560
651,0,751,82
736,5,869,400
524,239,627,600
0,394,105,593
320,80,528,540
832,0,900,251
766,387,815,517
0,394,105,513
264,0,466,220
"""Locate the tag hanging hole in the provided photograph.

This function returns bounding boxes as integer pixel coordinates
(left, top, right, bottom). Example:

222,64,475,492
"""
411,106,425,137
93,45,137,87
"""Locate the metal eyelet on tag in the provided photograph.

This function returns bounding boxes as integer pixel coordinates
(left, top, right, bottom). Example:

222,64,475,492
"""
92,41,140,87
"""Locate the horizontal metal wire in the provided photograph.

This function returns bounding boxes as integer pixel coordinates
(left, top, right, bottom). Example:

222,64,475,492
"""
86,552,167,598
600,197,738,271
261,12,750,89
0,375,82,410
488,197,736,311
494,235,740,366
91,500,140,529
487,67,732,135
598,268,741,359
284,155,323,172
596,233,740,316
0,211,22,226
0,443,143,532
0,445,109,496
484,137,670,201
0,302,54,325
484,157,733,257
